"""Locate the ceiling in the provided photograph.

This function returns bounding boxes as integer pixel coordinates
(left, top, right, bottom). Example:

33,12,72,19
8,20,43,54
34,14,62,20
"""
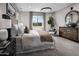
15,3,73,12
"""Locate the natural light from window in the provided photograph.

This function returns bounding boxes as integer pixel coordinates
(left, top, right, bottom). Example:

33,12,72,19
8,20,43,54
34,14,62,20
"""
32,16,44,30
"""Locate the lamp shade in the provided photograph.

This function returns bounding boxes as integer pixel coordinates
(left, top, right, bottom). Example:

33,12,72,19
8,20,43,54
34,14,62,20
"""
0,29,8,41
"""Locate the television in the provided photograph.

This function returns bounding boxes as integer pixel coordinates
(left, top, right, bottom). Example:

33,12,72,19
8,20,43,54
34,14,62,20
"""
6,3,16,16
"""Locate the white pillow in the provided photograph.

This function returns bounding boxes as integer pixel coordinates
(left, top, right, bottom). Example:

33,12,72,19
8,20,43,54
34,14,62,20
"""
11,24,18,37
11,23,25,36
18,23,25,36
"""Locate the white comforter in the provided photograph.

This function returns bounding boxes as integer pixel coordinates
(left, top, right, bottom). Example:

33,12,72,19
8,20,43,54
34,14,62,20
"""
22,30,42,50
30,30,41,46
16,30,54,51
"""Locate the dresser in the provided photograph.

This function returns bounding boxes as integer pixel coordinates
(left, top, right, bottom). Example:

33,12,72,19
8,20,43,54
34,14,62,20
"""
59,27,79,42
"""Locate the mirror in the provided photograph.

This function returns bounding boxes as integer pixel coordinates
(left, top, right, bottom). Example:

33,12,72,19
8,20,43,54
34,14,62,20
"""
65,10,79,27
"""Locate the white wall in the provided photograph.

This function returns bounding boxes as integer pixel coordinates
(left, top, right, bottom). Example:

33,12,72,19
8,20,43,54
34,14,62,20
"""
19,12,30,28
19,12,55,31
55,3,79,34
19,12,53,30
18,3,79,32
0,3,6,20
0,3,7,28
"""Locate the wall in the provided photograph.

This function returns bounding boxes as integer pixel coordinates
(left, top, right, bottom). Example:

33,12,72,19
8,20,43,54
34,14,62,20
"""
19,12,30,28
19,4,79,32
11,3,20,24
55,3,79,34
19,11,55,31
19,11,54,30
0,3,6,29
0,3,20,24
0,3,6,20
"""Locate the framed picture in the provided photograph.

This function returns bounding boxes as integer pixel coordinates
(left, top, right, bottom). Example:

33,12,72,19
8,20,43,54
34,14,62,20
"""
6,3,16,16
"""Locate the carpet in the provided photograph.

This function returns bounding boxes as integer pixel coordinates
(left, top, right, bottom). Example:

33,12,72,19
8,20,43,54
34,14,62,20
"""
16,49,64,56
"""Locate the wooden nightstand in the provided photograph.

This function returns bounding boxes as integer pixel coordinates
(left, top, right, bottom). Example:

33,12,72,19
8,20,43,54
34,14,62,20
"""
0,37,16,56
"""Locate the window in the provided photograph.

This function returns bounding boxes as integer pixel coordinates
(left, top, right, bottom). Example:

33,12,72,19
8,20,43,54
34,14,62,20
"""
32,15,44,30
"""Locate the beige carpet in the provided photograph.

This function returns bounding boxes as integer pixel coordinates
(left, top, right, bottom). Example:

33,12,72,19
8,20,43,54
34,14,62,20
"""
16,36,79,56
53,36,79,56
16,49,64,56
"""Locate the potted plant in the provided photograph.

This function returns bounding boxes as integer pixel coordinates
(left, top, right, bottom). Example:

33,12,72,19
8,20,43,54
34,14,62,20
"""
48,16,54,28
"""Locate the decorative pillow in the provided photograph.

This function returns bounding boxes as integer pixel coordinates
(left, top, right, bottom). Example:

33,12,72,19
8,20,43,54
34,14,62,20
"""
24,26,29,33
11,24,18,37
11,23,25,36
18,23,25,35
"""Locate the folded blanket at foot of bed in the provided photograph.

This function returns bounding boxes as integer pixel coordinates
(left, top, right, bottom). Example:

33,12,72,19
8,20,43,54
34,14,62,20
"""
37,30,53,42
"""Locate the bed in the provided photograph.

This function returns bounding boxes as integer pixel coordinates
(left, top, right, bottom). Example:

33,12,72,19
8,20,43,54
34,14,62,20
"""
16,30,54,54
11,23,55,54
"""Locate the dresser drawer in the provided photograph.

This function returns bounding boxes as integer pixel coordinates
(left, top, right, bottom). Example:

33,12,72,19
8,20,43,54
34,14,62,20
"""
59,27,78,42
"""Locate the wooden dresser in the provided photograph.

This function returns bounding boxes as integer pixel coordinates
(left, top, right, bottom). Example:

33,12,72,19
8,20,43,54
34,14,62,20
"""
59,27,79,42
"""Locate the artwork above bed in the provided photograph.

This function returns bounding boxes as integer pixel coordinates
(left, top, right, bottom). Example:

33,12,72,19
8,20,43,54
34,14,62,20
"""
6,3,16,16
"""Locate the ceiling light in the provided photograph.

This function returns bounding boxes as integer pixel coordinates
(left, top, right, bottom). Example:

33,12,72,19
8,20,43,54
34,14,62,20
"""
41,7,52,12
